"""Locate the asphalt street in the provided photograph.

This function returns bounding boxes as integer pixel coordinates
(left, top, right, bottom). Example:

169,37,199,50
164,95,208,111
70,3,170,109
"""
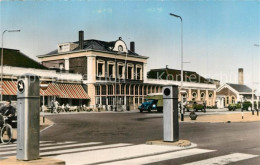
39,111,260,164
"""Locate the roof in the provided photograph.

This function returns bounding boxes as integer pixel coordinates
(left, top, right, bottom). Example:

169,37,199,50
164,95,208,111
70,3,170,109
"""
227,83,252,93
0,48,47,69
147,68,210,84
44,39,142,57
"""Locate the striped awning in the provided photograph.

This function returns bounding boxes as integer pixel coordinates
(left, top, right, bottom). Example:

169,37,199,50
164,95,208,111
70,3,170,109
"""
40,83,66,97
57,83,90,99
2,81,17,95
2,81,90,99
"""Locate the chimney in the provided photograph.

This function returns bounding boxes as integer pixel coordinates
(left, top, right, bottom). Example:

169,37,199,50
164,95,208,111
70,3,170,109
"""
238,68,244,85
79,30,84,50
130,41,135,53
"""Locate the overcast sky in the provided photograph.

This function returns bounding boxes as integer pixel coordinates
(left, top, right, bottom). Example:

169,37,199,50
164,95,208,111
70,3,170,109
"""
1,0,259,94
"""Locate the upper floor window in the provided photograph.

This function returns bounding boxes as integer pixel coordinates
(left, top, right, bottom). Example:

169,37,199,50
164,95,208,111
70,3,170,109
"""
136,64,142,80
209,92,213,98
107,61,115,78
117,63,125,79
97,60,105,77
127,64,134,79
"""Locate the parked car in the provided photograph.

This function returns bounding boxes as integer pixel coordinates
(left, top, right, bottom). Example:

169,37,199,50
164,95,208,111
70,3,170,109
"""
185,101,205,112
138,93,163,113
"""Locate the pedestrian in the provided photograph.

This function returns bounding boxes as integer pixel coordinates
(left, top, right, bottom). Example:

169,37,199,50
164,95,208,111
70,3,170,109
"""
50,100,55,113
0,100,16,125
203,101,206,113
54,100,59,113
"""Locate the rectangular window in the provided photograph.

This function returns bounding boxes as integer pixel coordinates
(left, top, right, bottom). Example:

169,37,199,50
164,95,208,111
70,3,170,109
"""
130,86,134,95
121,85,125,94
118,65,123,78
128,66,132,79
135,86,138,95
135,98,138,104
126,85,129,95
144,87,147,95
139,86,143,95
108,85,113,95
98,63,103,76
95,86,100,95
108,64,114,77
102,97,106,105
137,68,141,80
101,85,106,95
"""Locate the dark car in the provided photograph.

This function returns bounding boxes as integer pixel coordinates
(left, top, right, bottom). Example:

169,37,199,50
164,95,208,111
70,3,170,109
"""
138,99,158,113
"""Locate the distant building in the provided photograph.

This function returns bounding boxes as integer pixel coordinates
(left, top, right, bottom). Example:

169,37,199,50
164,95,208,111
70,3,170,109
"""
147,67,217,106
216,68,257,108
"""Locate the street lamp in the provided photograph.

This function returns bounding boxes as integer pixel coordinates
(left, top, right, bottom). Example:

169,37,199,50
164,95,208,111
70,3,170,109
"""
169,13,184,121
1,29,21,101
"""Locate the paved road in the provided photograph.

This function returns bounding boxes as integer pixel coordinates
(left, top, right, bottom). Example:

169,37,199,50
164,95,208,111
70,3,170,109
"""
2,112,259,164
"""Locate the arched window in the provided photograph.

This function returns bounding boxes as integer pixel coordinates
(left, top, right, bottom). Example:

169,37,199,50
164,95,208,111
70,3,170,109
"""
192,92,197,100
200,92,205,101
232,96,235,104
209,92,213,98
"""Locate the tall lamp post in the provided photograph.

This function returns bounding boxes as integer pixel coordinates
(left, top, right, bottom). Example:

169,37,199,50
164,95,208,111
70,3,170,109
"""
169,13,184,121
1,29,21,101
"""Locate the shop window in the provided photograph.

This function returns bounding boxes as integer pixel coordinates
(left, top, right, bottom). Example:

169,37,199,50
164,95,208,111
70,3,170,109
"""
121,85,125,94
108,85,113,95
95,86,100,95
101,85,106,95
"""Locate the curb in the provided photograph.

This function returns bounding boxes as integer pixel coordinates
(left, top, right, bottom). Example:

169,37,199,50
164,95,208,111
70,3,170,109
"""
0,156,65,165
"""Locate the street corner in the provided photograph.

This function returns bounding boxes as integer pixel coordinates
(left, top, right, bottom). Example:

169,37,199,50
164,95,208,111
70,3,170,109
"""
146,139,195,148
0,156,65,165
40,117,55,132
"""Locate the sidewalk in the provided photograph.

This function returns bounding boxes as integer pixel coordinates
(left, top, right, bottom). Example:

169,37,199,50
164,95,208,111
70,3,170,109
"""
183,112,260,123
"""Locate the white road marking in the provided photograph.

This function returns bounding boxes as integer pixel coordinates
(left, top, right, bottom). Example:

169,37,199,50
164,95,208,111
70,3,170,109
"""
101,148,215,165
0,141,76,151
41,143,132,156
0,141,52,148
54,144,189,165
0,142,103,156
183,153,259,165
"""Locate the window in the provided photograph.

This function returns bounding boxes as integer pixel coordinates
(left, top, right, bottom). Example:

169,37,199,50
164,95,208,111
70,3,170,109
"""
97,60,105,77
95,86,100,95
226,97,229,104
144,86,147,95
232,96,235,103
200,92,205,101
209,93,213,98
117,63,125,79
108,85,113,95
135,86,139,95
127,64,134,79
130,86,134,95
136,65,142,80
121,85,125,94
126,85,129,95
101,85,106,95
139,86,143,95
107,62,115,78
192,92,197,100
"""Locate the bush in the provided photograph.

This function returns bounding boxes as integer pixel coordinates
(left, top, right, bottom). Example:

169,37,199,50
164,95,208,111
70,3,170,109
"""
242,101,252,110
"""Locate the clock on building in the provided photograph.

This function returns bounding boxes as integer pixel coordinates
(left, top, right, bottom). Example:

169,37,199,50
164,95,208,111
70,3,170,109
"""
118,45,123,52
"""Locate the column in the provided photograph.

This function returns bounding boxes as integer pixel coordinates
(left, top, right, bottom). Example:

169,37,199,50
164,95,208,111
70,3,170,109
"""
188,89,192,101
197,89,200,101
64,58,70,71
206,90,209,105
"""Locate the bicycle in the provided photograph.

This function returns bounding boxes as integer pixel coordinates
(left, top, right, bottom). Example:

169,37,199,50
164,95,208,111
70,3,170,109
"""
0,114,13,144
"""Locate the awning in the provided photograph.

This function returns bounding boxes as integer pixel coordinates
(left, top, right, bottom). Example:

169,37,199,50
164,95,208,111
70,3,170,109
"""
57,83,90,99
2,81,17,95
2,81,90,99
40,83,66,97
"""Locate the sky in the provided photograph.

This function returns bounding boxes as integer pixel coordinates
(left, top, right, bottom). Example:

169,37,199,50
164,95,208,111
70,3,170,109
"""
0,0,260,94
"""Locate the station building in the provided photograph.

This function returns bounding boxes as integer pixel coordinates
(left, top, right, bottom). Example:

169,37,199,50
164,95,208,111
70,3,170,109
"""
37,31,217,110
